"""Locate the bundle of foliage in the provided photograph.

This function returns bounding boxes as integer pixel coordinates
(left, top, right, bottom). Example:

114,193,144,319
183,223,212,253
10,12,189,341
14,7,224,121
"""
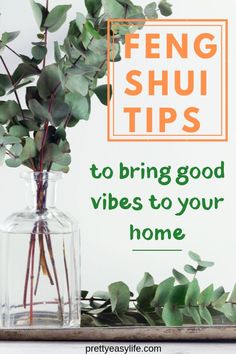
0,0,172,174
81,251,236,327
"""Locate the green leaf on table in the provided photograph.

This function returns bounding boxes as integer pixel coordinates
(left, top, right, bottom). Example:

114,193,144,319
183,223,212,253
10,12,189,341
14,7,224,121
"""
108,281,130,315
85,0,102,17
199,305,213,325
144,2,158,18
221,303,236,324
94,85,112,106
137,285,157,311
102,0,126,18
162,302,183,326
37,64,62,100
136,272,154,294
199,284,214,306
168,284,188,306
0,101,20,124
229,284,236,303
172,269,189,285
212,292,229,309
5,158,22,168
185,279,200,306
44,5,72,33
20,137,37,161
151,277,175,307
212,286,225,303
9,125,28,138
186,306,202,325
158,0,172,16
184,264,197,275
65,92,90,122
32,45,47,61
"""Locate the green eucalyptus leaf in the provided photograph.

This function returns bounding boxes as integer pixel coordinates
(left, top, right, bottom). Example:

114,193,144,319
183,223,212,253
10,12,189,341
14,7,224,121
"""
221,303,236,324
172,269,189,285
94,84,112,106
0,101,20,124
212,286,225,303
29,99,52,123
0,74,12,95
137,272,154,294
1,31,20,45
162,302,183,326
10,143,23,157
32,45,47,61
186,306,202,325
184,264,197,275
108,281,130,315
185,279,200,306
102,0,126,18
75,12,86,33
168,285,188,306
51,100,70,126
188,251,201,262
0,124,5,135
144,2,158,18
137,285,157,312
199,284,214,306
51,162,70,173
151,277,175,307
3,136,21,145
229,284,236,303
85,21,101,40
5,158,21,168
158,0,172,16
212,292,229,309
30,0,43,28
44,5,72,33
9,125,28,138
37,64,62,100
65,92,90,121
54,41,62,63
65,75,89,96
199,306,213,325
197,260,214,268
85,0,102,16
20,137,37,162
8,78,35,95
12,63,40,83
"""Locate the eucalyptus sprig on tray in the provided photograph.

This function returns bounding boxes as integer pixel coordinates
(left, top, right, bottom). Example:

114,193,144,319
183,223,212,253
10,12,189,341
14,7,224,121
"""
0,0,172,173
81,251,236,327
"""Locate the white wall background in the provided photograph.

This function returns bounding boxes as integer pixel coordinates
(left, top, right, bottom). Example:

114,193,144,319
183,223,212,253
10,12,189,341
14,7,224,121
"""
0,0,236,296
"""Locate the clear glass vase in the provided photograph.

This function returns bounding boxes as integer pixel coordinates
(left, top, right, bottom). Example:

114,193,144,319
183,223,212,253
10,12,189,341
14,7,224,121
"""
0,172,80,328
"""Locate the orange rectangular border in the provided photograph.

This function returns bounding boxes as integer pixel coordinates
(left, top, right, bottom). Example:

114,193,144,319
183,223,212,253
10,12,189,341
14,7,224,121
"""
107,19,228,142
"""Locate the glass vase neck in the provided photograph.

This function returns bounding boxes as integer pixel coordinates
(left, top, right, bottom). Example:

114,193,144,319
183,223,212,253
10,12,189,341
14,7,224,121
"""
22,171,62,212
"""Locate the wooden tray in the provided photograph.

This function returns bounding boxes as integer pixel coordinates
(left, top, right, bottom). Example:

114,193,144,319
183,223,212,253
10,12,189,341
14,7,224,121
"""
0,326,236,341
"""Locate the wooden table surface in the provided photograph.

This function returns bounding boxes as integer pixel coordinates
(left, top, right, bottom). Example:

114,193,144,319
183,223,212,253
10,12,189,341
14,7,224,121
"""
0,325,235,341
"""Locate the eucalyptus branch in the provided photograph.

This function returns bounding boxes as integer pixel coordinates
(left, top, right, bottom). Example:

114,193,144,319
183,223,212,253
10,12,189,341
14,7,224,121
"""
0,56,25,119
